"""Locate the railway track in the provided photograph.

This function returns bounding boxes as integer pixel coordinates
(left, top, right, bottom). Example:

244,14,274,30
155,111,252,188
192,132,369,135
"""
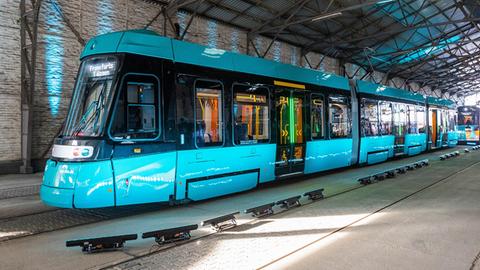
0,184,41,200
0,202,171,242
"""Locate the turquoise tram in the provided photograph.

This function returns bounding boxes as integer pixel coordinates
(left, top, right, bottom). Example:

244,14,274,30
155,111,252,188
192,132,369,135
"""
457,106,480,145
40,30,458,208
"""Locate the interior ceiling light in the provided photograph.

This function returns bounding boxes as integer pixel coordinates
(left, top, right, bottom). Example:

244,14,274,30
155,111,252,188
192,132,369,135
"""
311,12,343,22
377,0,395,4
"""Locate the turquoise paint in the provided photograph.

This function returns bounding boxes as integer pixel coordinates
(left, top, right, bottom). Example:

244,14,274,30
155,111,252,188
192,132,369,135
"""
40,186,74,208
113,152,176,206
367,151,389,164
40,159,115,208
80,30,350,91
404,133,427,155
175,144,276,200
356,80,425,103
359,135,395,164
427,96,456,109
304,139,353,174
73,160,115,208
172,39,236,72
187,172,258,201
447,131,458,147
41,159,78,189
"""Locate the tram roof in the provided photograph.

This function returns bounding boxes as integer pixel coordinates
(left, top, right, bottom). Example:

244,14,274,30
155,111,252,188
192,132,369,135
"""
355,80,425,104
427,96,456,109
81,29,350,91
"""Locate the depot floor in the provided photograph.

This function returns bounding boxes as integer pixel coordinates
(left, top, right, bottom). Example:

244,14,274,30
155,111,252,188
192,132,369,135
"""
0,147,479,270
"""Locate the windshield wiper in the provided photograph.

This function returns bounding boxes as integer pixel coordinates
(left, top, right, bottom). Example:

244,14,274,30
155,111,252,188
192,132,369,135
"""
71,82,108,136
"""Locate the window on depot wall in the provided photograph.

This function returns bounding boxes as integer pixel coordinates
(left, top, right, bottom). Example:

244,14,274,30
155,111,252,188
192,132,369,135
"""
195,79,224,147
311,94,324,139
360,98,379,137
379,101,393,135
329,95,351,138
233,84,270,145
110,73,160,140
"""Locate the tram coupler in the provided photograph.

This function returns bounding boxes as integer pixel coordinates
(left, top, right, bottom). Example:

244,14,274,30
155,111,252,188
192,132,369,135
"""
358,176,372,185
304,188,325,201
276,196,301,210
66,234,138,253
201,212,239,232
142,224,198,245
245,202,275,218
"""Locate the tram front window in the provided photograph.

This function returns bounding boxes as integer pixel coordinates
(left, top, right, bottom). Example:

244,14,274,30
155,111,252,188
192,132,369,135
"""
63,56,118,137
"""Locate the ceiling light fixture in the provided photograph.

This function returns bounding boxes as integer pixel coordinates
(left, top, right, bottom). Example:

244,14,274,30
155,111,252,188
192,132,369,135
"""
377,0,395,4
311,12,343,22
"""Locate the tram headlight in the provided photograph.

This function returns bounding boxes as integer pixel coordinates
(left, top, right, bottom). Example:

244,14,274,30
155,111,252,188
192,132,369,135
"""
52,144,94,159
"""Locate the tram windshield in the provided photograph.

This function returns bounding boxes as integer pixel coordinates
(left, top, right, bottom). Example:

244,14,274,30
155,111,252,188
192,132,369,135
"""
63,56,119,137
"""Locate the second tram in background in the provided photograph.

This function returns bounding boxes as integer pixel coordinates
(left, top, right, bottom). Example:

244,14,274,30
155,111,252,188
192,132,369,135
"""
457,106,480,145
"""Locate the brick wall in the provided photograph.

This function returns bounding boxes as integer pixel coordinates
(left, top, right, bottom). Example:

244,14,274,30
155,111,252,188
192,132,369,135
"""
0,0,22,162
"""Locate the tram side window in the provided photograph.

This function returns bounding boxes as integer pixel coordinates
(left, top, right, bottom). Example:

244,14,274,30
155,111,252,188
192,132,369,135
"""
393,103,407,138
329,95,351,138
233,84,270,144
417,106,426,133
360,99,379,137
379,101,393,135
311,95,324,139
448,109,456,132
195,80,223,147
407,105,417,134
110,74,160,140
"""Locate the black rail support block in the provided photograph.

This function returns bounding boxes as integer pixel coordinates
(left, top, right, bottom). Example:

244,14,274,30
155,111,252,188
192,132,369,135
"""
245,202,275,218
276,196,301,209
396,167,407,174
201,212,239,231
440,155,446,160
414,162,422,168
421,159,429,166
66,234,138,253
358,176,372,185
373,173,386,181
142,224,198,245
386,170,396,178
454,151,460,156
304,188,325,201
406,164,415,170
465,149,470,153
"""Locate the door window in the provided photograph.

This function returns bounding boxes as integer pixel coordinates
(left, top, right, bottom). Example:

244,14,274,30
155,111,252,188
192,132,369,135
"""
311,95,325,139
379,101,393,135
233,84,270,145
194,80,223,147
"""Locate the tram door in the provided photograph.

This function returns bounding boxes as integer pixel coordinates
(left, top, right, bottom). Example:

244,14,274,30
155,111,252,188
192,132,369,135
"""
275,89,306,176
430,109,438,148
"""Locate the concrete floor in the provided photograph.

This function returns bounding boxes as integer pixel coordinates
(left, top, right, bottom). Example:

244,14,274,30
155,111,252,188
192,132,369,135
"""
0,147,479,270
